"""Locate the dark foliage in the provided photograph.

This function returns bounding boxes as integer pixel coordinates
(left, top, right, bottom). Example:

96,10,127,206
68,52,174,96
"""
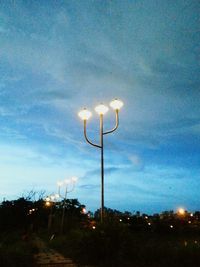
1,197,200,267
0,231,37,267
49,217,200,267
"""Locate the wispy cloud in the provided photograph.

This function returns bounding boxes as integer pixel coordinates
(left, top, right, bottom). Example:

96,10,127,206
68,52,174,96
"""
82,166,121,179
127,154,144,171
0,0,199,212
79,184,99,190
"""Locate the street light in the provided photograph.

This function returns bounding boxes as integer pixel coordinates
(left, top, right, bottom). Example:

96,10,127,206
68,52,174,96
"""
177,208,185,216
45,194,58,231
57,177,78,234
78,98,123,222
78,108,92,121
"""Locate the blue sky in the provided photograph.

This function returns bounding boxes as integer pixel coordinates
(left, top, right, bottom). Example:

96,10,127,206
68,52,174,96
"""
0,0,199,213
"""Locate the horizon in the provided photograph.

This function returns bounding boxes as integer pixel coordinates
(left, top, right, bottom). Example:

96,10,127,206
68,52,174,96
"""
1,192,195,216
0,1,199,214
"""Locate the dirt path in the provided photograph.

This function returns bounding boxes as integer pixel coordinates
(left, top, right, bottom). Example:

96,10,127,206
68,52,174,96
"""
33,236,77,267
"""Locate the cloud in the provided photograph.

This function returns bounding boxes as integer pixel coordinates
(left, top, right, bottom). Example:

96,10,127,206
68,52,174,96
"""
0,107,14,117
79,184,99,190
0,127,27,141
82,166,120,179
43,125,83,148
0,1,199,212
128,154,144,171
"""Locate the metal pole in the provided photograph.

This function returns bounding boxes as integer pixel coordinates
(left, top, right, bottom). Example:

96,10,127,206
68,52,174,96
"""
48,204,53,232
81,105,121,223
60,187,67,234
100,114,104,223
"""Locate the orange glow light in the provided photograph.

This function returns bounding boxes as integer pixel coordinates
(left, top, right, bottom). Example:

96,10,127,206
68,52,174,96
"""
178,208,185,215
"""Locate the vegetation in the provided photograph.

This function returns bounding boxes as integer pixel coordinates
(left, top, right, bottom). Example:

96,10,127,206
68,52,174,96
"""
49,214,200,267
0,231,37,267
1,196,200,266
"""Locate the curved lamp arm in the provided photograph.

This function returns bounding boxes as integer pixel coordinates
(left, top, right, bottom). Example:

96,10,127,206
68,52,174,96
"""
84,120,101,148
103,110,119,135
58,185,75,199
66,183,76,194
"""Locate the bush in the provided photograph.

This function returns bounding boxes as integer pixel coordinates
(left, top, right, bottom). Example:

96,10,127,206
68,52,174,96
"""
49,221,200,267
49,220,134,266
0,232,37,267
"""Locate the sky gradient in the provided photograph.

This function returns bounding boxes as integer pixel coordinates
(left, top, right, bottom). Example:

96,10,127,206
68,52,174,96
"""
0,0,199,213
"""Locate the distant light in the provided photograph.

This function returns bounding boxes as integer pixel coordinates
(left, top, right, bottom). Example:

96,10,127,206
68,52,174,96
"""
82,208,87,214
127,217,130,220
92,226,96,230
45,201,50,206
95,104,109,115
170,225,174,228
148,222,151,226
119,219,122,222
110,99,123,110
190,213,194,217
145,216,148,219
28,208,36,215
78,108,92,120
194,240,198,244
188,221,191,224
178,208,185,215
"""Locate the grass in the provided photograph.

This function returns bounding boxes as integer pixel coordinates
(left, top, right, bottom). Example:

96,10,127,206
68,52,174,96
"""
47,222,200,267
0,231,38,267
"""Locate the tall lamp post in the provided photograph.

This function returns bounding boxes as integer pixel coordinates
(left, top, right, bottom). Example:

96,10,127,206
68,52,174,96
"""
57,177,78,234
45,194,59,232
78,99,123,222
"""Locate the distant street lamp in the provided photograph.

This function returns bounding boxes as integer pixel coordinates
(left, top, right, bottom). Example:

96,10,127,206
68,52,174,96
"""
177,208,185,216
78,99,123,222
45,194,58,231
57,177,78,234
